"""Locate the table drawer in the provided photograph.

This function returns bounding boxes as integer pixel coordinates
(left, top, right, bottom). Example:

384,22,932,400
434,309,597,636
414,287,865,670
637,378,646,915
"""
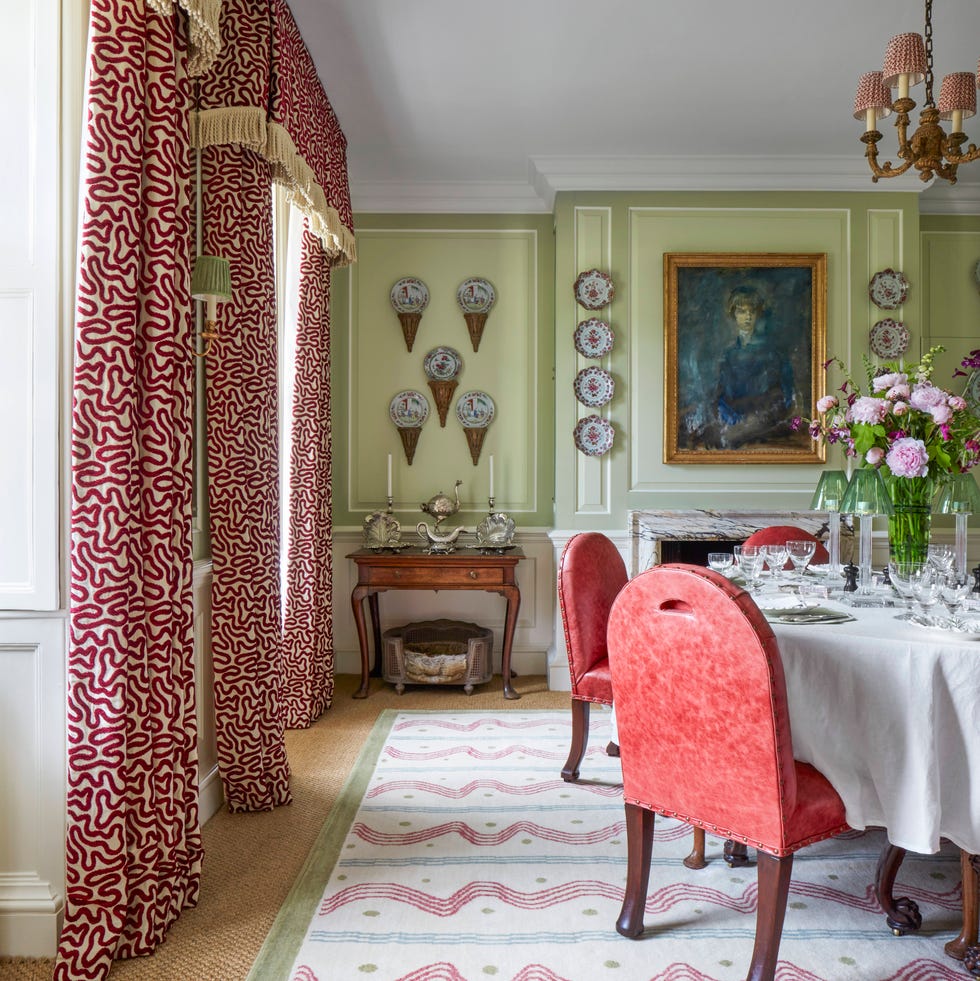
362,565,507,588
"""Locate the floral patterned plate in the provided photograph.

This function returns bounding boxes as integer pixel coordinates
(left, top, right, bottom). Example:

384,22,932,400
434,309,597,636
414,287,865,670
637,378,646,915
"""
573,366,615,407
868,269,909,309
456,278,496,314
573,318,614,359
390,277,430,314
455,390,495,429
573,414,615,456
869,319,909,359
574,269,615,310
423,346,463,381
389,390,430,428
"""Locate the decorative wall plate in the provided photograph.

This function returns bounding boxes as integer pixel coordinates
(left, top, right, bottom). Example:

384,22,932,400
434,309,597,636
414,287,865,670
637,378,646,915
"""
390,277,430,314
456,278,496,314
389,390,430,428
423,346,463,381
868,269,909,309
573,366,615,407
573,414,615,456
574,318,614,359
869,319,910,359
573,269,615,310
455,390,495,429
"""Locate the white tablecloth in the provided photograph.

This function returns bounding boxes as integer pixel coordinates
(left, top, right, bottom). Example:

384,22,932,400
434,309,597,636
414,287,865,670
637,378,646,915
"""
769,601,980,855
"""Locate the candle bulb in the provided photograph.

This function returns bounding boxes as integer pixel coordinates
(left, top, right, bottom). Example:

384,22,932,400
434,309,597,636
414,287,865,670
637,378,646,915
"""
386,454,392,499
489,455,494,500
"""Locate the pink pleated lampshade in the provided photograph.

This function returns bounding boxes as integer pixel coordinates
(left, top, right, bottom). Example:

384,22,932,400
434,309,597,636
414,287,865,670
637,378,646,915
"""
853,71,894,120
882,32,926,89
938,72,977,121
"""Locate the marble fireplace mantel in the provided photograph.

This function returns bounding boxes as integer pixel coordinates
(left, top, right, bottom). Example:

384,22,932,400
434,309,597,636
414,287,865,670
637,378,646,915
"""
627,508,841,576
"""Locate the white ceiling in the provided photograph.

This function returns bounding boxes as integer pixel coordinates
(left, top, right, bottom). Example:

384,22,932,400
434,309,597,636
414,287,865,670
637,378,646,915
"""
288,0,980,214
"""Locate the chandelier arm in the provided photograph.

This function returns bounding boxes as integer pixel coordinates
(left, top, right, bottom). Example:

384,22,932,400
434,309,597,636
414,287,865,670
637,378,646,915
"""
862,133,915,181
944,143,980,165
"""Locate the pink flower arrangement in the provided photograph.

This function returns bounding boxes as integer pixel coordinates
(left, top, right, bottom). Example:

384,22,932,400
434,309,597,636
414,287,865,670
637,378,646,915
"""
791,346,980,482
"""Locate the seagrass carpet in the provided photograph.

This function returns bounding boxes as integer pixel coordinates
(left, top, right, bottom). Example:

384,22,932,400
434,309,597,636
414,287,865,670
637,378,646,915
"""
249,709,965,981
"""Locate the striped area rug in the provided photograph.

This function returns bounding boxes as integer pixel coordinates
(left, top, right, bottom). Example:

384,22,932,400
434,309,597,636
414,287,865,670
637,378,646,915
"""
250,710,964,981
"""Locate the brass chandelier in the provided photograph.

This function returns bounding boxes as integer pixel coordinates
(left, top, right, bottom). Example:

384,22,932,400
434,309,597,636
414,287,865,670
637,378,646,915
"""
853,0,980,184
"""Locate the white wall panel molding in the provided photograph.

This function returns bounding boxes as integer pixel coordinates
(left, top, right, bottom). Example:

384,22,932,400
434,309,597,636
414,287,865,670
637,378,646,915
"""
332,528,554,681
572,208,613,516
0,615,66,956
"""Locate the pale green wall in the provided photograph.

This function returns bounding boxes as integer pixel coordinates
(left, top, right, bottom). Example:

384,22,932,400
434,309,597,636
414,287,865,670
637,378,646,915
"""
919,214,980,386
330,197,979,541
332,214,556,528
552,191,928,530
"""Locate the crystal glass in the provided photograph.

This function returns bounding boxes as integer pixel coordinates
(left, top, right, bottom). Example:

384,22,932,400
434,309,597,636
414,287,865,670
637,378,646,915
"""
762,543,788,583
737,545,764,591
940,575,971,625
707,552,734,577
786,540,817,583
887,560,920,621
910,566,943,622
927,544,955,576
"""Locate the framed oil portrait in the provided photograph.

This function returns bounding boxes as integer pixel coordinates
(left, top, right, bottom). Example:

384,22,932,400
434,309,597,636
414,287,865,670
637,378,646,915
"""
663,252,827,465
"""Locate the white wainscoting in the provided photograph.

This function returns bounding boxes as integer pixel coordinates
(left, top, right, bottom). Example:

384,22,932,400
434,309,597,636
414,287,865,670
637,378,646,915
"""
0,614,67,956
332,528,556,686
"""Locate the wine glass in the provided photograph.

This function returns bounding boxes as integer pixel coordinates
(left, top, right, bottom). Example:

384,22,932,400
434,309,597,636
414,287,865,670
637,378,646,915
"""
786,540,817,585
910,566,943,624
887,560,920,620
939,575,971,627
928,545,955,577
707,552,734,578
762,543,789,584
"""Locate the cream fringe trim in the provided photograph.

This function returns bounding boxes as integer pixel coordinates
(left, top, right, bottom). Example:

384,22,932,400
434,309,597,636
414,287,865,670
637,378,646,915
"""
147,0,223,77
191,111,356,265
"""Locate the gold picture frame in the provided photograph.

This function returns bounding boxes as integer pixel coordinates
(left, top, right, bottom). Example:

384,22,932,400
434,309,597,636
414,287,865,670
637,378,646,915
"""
664,252,827,465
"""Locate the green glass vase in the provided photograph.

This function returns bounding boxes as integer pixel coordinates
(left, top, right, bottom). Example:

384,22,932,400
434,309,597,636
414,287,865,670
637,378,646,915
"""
885,475,934,569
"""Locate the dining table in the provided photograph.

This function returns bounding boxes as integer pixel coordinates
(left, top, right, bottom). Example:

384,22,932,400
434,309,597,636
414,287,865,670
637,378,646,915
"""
758,587,980,969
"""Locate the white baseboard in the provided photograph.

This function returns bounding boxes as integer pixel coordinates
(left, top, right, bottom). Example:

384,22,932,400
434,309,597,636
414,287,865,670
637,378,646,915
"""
199,763,224,824
0,876,63,957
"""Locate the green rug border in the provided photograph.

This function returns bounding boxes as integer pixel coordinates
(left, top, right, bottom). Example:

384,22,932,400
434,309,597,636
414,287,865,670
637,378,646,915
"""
246,709,558,980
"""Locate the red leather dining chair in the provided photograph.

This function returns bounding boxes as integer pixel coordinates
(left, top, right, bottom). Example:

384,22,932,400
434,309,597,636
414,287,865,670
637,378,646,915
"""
742,525,829,566
559,535,707,870
557,533,626,782
606,563,849,981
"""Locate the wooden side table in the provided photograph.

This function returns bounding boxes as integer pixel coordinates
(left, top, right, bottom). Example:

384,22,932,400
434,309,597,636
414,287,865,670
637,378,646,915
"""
347,547,524,699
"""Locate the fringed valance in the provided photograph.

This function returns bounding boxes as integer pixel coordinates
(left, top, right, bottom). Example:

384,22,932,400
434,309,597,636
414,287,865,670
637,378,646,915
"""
191,0,355,265
148,0,223,77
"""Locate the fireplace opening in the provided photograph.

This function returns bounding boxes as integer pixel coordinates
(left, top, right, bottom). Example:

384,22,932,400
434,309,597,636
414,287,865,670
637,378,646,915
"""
661,539,745,566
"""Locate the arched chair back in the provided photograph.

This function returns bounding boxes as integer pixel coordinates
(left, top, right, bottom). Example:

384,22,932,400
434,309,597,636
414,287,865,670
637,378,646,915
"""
606,563,848,979
742,524,829,566
556,533,627,781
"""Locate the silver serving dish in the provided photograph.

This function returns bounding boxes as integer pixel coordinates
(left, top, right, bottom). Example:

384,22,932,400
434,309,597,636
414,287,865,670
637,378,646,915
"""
476,512,516,548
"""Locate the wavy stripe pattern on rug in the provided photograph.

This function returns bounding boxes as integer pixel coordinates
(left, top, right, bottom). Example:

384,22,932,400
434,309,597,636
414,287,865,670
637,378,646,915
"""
255,710,964,981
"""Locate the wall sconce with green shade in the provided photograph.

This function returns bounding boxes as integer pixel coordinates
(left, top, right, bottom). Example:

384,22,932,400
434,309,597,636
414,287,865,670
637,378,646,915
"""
841,468,894,604
190,255,233,358
934,472,980,581
810,469,849,579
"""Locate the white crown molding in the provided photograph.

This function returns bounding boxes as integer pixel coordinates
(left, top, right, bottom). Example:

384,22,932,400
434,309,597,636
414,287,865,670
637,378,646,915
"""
350,158,980,215
350,179,550,214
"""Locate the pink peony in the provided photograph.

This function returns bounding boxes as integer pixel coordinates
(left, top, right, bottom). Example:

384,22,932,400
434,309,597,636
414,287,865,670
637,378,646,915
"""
931,404,952,425
949,396,967,412
849,396,889,425
886,437,930,478
892,401,909,416
865,447,885,466
872,372,908,393
817,395,838,413
909,383,946,412
886,384,910,401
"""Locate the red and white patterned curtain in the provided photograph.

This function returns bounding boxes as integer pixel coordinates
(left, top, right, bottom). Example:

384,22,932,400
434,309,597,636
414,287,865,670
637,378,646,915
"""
281,227,334,726
56,0,217,975
194,0,353,745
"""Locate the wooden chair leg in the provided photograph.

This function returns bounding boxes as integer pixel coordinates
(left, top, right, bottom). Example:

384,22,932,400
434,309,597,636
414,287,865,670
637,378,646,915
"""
724,839,751,867
874,842,922,935
561,698,590,782
616,802,655,939
746,851,793,981
683,826,707,870
945,851,979,961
